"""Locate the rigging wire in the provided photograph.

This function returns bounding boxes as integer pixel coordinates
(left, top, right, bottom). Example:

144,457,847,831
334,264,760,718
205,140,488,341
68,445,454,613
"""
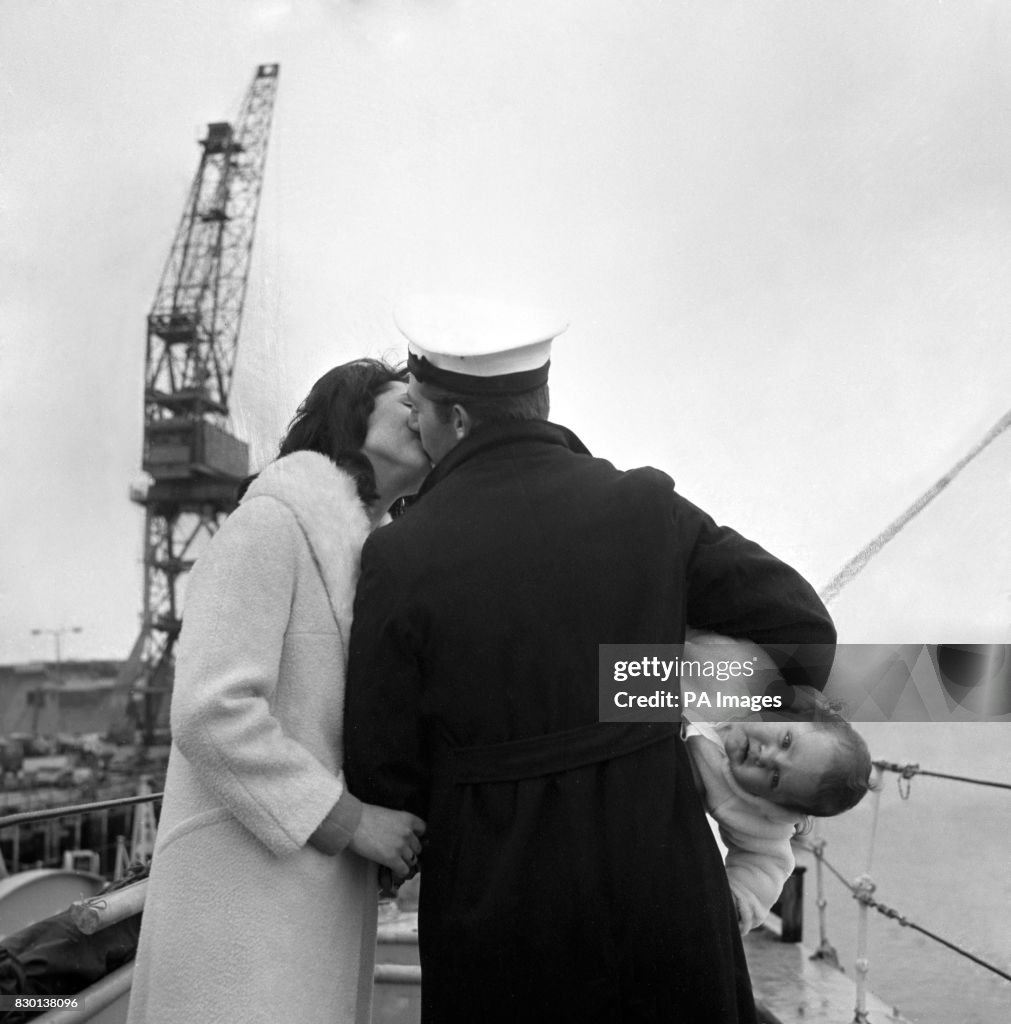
819,405,1011,603
873,760,1011,792
796,838,1011,985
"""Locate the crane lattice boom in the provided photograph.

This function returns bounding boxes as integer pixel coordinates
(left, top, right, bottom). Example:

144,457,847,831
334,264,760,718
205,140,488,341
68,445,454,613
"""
114,64,279,745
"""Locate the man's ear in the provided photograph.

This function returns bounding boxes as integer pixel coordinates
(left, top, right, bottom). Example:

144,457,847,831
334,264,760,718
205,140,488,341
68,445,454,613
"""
451,404,473,440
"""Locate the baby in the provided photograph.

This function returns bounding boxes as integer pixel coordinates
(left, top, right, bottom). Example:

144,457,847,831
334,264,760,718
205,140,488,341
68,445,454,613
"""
682,630,872,933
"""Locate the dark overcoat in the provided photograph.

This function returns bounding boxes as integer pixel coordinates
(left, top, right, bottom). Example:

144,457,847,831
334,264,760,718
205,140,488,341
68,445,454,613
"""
344,420,835,1024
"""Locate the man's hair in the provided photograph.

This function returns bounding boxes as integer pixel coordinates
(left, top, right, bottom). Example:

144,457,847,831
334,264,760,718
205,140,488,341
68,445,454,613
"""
420,381,550,430
278,358,407,504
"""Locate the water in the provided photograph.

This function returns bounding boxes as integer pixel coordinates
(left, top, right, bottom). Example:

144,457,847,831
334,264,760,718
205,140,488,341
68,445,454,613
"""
797,723,1010,1024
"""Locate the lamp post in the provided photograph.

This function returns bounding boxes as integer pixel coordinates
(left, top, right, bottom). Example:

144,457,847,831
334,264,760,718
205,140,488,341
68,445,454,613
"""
29,626,83,735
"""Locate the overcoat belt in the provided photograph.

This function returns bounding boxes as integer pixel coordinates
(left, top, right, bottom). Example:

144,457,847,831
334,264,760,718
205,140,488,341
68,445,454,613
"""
434,721,679,784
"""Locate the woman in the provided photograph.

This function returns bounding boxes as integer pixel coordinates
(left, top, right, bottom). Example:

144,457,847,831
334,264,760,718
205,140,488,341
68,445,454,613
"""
127,360,430,1024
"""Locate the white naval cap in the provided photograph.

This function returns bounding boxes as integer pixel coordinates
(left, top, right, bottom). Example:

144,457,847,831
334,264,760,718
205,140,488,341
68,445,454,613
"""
395,293,569,396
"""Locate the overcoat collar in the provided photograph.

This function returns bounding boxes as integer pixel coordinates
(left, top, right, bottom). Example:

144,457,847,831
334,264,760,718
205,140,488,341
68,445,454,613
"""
419,419,592,498
240,451,371,631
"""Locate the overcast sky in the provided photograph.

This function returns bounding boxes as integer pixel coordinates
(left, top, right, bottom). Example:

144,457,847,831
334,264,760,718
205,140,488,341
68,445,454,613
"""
3,0,1011,664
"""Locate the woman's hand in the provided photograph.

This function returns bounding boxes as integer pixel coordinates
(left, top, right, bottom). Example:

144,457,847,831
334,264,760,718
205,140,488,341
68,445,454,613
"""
349,804,426,877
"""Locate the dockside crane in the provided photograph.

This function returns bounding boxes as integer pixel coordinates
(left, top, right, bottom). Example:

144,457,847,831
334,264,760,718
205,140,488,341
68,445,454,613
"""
115,64,280,745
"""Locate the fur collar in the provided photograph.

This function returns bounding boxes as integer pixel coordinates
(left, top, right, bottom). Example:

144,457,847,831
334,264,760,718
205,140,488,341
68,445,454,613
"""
240,451,371,634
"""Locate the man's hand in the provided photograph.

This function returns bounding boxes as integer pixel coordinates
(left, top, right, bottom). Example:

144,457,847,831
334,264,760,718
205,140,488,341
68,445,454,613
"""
349,804,426,877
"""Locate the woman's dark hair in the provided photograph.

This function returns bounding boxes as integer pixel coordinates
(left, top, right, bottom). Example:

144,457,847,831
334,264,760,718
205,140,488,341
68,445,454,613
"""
278,358,407,504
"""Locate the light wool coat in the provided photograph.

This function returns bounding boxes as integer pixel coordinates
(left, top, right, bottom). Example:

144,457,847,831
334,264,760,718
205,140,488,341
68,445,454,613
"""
128,452,379,1024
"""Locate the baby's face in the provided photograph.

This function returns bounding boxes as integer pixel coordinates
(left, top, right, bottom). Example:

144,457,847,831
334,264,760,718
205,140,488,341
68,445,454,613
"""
717,720,837,809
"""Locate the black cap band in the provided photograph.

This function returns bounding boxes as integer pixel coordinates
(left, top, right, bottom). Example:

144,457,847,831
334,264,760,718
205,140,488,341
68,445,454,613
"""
407,352,550,396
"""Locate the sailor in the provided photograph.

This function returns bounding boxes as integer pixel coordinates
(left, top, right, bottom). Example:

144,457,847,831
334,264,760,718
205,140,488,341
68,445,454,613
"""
344,293,836,1023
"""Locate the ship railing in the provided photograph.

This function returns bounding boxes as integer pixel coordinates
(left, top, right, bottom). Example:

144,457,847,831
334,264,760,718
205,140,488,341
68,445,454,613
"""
798,759,1011,1024
5,762,1011,1021
0,790,163,880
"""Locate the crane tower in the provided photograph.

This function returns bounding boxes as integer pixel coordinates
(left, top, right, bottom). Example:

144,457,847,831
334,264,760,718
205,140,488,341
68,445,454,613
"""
117,64,280,744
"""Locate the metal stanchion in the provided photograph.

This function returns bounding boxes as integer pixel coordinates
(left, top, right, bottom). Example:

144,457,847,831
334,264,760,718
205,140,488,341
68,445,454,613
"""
853,763,884,1023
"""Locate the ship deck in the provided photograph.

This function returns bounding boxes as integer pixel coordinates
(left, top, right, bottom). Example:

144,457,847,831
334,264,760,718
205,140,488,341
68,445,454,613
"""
371,906,913,1024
